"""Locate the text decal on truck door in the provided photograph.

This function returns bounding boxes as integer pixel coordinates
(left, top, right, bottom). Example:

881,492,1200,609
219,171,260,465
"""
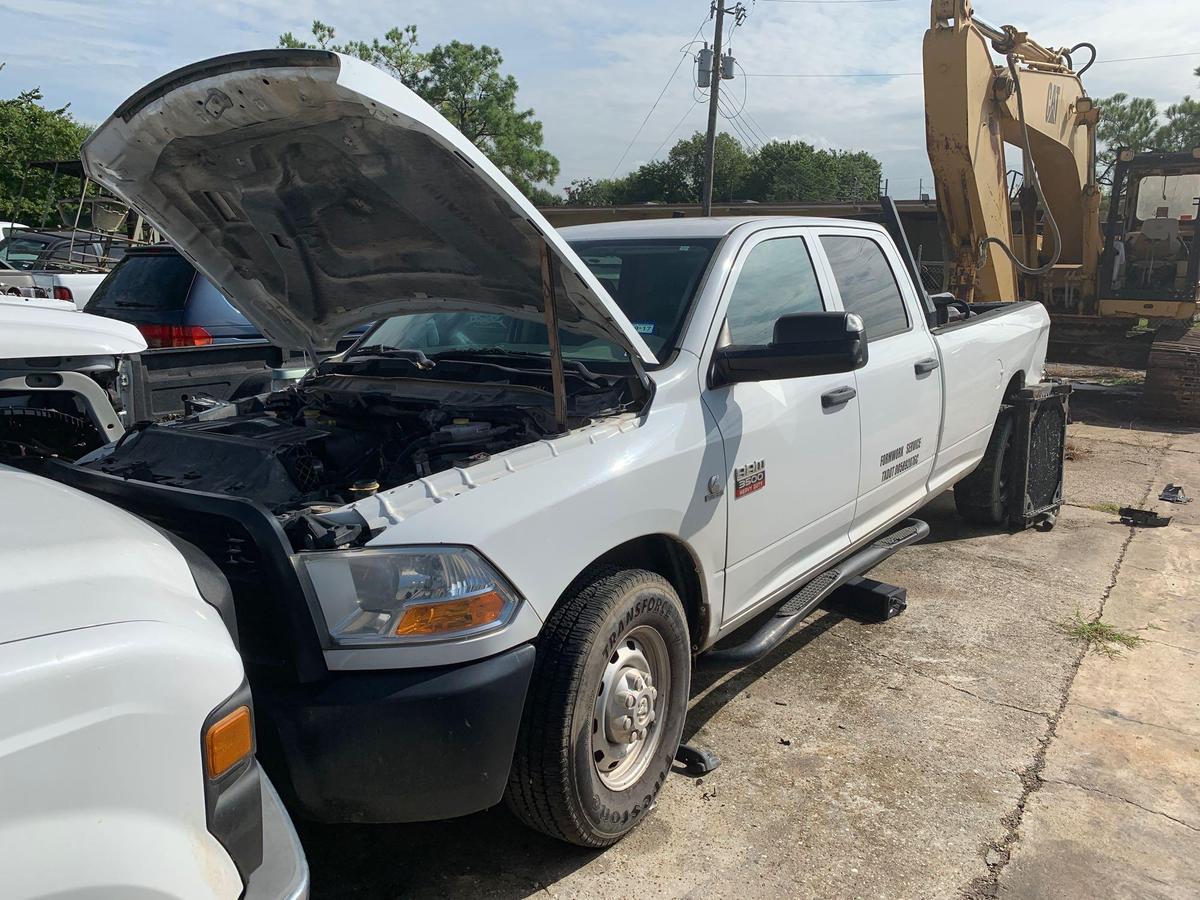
880,438,921,483
734,460,766,498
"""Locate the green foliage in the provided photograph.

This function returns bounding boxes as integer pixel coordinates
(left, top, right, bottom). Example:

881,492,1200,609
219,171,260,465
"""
280,21,422,85
1096,93,1161,171
278,21,558,195
1061,610,1143,658
1097,67,1200,176
563,134,880,207
0,88,92,224
1159,96,1200,154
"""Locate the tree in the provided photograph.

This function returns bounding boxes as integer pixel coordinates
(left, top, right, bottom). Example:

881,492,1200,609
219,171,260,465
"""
0,88,91,224
280,21,422,85
278,22,558,196
665,131,751,202
1096,92,1160,173
1158,94,1200,153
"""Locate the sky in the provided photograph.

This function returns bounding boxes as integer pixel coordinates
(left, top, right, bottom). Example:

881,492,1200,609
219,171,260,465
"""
4,0,1198,198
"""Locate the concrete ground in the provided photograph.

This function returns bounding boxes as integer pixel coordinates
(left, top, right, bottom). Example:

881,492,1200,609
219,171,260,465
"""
300,387,1200,898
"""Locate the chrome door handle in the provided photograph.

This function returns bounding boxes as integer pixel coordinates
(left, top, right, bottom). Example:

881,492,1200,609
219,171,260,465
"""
914,357,940,376
821,385,857,408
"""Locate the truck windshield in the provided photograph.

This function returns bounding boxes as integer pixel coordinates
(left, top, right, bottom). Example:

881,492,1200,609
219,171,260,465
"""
353,238,718,366
0,235,52,270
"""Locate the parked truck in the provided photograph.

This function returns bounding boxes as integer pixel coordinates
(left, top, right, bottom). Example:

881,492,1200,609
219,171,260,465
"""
0,306,309,899
30,50,1056,847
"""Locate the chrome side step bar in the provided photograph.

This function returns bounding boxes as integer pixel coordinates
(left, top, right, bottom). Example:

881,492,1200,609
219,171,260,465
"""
696,518,930,673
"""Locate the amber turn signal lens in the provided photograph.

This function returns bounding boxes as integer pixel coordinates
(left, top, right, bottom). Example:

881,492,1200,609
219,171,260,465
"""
394,590,506,636
205,706,253,779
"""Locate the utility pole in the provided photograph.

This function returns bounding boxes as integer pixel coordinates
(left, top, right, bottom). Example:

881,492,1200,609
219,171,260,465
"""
700,3,726,217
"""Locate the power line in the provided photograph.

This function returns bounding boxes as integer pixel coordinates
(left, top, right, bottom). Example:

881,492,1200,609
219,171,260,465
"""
742,48,1200,79
718,95,762,153
716,92,763,152
755,0,899,3
649,99,703,161
740,104,772,145
609,15,710,177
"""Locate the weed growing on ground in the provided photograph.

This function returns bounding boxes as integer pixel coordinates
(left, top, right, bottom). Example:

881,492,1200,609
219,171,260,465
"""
1087,501,1122,514
1061,610,1144,657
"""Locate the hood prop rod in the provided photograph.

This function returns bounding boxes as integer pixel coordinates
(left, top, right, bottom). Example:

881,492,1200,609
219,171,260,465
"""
540,243,569,435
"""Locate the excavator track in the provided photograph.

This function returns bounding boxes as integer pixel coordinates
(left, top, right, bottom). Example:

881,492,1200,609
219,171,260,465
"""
1144,323,1200,423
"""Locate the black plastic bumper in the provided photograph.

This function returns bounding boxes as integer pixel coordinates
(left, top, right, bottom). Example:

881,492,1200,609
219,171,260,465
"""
253,643,536,824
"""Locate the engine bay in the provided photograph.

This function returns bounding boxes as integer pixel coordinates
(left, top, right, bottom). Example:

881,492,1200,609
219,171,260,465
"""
78,357,645,548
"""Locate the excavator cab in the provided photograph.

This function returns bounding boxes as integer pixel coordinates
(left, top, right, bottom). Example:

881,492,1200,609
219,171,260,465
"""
1099,149,1200,321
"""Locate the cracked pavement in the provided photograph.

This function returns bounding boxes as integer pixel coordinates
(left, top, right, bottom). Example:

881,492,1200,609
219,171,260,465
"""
300,396,1200,899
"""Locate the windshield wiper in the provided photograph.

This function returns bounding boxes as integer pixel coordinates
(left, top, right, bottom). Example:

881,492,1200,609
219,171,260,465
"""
345,345,435,369
429,347,607,386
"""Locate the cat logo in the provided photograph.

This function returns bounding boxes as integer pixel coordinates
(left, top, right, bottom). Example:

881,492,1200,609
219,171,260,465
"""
734,459,766,499
1045,83,1061,125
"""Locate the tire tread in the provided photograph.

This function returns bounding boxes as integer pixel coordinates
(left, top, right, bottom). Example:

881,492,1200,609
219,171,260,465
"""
505,565,679,847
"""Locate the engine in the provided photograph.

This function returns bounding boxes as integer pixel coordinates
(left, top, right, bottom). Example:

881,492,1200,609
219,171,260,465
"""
80,384,541,517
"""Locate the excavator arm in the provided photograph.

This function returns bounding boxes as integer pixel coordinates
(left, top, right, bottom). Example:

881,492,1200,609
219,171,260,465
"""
924,0,1101,305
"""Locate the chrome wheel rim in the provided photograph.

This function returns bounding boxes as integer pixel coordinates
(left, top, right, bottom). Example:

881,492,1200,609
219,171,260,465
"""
592,624,670,791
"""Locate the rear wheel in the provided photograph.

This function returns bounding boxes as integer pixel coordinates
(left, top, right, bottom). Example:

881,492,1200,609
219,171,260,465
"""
505,566,690,847
954,406,1014,525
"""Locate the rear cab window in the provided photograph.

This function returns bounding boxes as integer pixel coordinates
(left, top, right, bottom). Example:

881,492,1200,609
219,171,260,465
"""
819,234,909,341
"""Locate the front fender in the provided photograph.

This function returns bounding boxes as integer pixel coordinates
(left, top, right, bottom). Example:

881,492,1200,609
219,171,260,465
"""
327,365,728,670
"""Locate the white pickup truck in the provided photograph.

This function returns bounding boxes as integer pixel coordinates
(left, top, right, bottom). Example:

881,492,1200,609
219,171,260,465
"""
42,49,1052,848
0,304,309,899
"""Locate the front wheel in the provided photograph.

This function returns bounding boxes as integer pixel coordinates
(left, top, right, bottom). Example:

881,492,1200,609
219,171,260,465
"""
505,566,691,847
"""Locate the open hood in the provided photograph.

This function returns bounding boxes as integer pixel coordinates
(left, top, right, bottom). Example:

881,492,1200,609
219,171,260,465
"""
80,50,656,363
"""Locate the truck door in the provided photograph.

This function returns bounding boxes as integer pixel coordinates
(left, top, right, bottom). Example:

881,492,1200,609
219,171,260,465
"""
701,229,861,627
816,229,943,543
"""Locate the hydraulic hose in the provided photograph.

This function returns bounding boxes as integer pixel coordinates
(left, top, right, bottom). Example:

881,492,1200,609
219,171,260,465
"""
1066,42,1097,76
977,53,1063,278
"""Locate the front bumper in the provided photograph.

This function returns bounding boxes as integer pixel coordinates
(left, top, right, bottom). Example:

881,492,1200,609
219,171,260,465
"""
254,643,536,823
244,775,310,900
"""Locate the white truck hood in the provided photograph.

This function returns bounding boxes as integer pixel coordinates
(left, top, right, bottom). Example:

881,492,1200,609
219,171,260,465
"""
0,298,147,357
0,466,216,644
80,50,657,362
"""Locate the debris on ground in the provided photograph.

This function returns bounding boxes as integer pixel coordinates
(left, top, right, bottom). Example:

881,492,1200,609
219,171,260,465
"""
779,738,792,746
1117,506,1172,527
1064,440,1092,461
1158,483,1191,503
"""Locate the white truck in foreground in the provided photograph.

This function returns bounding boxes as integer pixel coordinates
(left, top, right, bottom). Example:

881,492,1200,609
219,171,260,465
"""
0,308,308,898
33,50,1053,848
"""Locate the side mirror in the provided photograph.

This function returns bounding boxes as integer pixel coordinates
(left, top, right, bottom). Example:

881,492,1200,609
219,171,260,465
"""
928,291,970,326
711,311,868,387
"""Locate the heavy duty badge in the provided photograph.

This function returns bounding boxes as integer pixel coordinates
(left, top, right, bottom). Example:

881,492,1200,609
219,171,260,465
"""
734,459,766,498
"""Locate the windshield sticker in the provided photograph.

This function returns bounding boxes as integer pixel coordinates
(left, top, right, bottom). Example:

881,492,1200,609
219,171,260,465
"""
633,322,656,335
734,459,766,499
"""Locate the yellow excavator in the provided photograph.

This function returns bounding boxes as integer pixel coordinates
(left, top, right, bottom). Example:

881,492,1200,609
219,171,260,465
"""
923,0,1200,419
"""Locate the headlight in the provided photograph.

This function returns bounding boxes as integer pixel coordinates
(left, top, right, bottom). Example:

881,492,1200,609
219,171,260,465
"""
300,546,522,646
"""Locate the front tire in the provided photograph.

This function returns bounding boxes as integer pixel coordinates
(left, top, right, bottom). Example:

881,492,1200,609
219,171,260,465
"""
505,566,691,847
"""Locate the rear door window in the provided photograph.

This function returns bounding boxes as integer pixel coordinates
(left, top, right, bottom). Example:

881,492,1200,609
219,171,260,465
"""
820,234,909,341
85,253,196,314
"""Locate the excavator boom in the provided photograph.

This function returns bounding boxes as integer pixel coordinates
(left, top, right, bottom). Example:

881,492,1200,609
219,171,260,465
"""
923,0,1100,308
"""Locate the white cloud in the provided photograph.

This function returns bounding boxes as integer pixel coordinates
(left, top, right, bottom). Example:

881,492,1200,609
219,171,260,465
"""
2,0,1196,196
